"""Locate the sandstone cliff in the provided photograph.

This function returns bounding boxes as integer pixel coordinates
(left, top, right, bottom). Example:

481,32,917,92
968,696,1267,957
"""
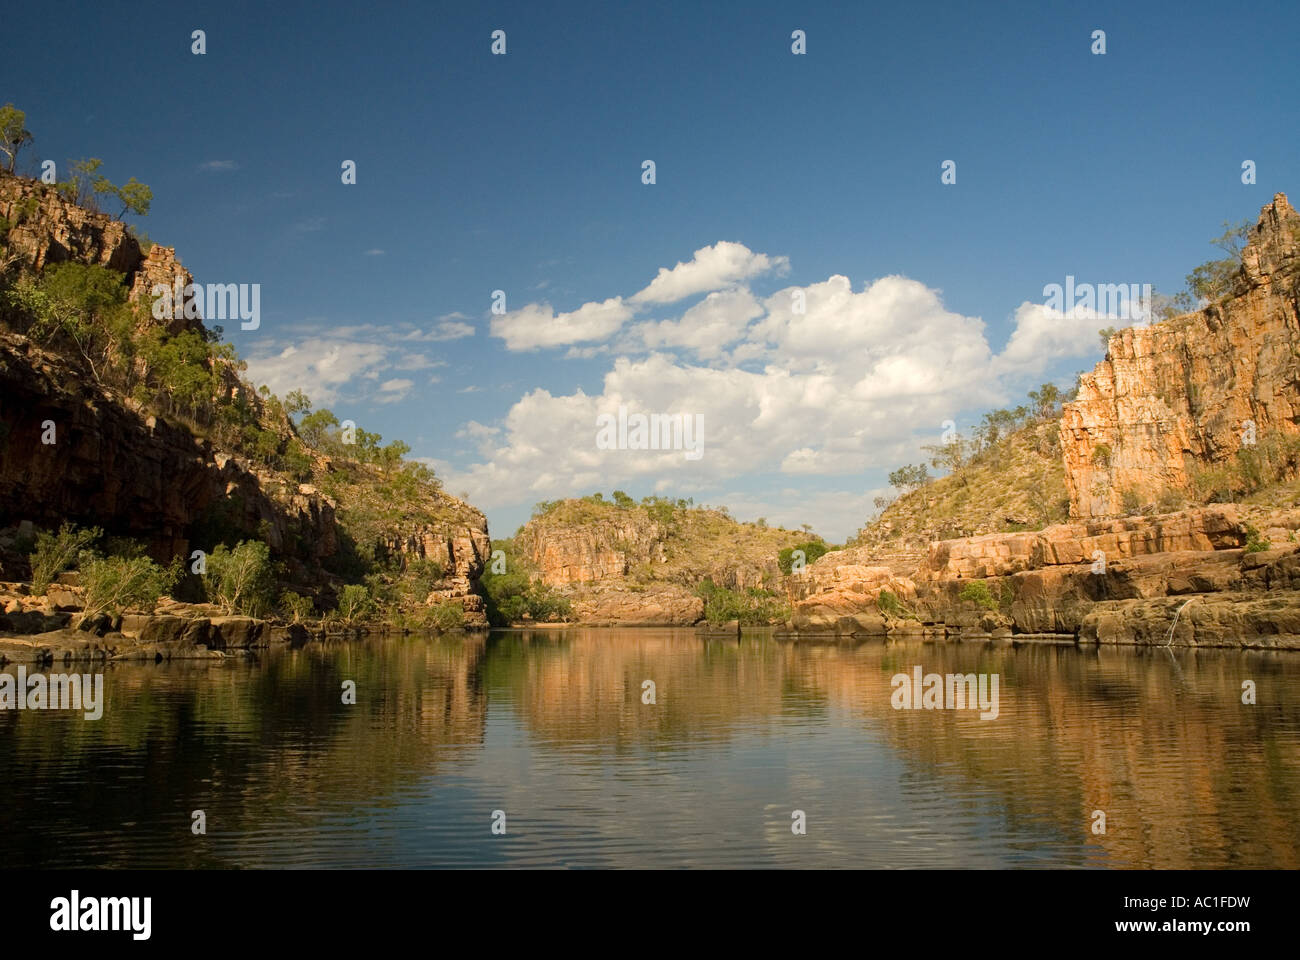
507,497,810,625
1062,193,1300,518
0,171,489,624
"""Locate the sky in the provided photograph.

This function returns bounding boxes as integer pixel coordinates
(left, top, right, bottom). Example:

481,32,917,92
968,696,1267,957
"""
6,0,1299,542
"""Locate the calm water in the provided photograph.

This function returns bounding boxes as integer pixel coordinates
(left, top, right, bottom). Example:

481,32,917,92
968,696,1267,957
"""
2,628,1298,869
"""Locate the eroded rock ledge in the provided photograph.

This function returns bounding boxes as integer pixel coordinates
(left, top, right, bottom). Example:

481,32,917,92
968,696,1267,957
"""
780,506,1300,648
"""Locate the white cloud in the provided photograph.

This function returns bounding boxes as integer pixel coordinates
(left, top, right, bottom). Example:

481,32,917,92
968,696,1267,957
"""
491,296,633,351
198,160,238,172
442,264,1102,530
630,241,788,304
363,248,386,256
243,337,391,406
376,378,414,404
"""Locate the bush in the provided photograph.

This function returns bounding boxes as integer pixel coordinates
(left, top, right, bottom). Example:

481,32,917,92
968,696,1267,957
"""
29,522,102,593
1120,488,1141,515
958,580,998,611
777,540,831,575
80,554,179,620
695,579,789,625
427,600,465,631
278,590,315,623
335,583,373,624
204,540,276,616
876,589,915,619
1243,523,1271,554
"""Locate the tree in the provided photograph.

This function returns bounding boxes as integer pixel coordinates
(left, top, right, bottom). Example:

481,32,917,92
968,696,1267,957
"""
285,389,311,415
1027,383,1062,420
888,463,930,492
28,522,102,593
335,584,373,624
204,540,276,616
611,490,635,508
0,103,33,173
80,554,179,621
1185,219,1251,303
113,177,152,218
298,408,340,448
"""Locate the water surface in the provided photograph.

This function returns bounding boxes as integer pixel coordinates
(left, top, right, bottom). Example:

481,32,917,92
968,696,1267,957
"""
2,628,1298,868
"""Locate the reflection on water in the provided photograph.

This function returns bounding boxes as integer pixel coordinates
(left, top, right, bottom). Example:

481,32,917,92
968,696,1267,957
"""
2,628,1298,868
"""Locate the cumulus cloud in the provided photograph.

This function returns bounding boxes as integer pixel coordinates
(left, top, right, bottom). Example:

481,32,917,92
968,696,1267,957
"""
442,264,1103,531
243,337,392,406
491,296,633,351
630,241,789,304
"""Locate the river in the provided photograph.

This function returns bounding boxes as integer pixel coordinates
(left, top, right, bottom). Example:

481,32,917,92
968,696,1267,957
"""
2,628,1297,868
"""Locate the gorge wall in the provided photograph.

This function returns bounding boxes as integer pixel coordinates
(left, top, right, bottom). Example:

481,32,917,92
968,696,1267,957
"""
1061,193,1300,518
0,172,489,619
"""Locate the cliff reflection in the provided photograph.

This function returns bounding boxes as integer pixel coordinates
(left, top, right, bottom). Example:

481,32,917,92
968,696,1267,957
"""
1,628,1296,868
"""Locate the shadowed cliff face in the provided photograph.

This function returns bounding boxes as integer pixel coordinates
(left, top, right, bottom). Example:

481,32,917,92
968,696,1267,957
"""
0,333,338,563
0,174,489,613
1062,193,1300,518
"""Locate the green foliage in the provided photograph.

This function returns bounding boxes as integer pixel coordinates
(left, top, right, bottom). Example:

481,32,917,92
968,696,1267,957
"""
1243,523,1271,554
481,539,572,625
334,583,374,624
55,157,151,218
958,580,998,611
80,553,179,620
611,490,635,508
888,463,930,492
1185,220,1250,303
777,540,830,575
1091,444,1111,468
29,522,102,593
204,540,276,616
876,589,915,619
0,103,33,172
1120,488,1141,515
278,590,315,623
694,579,789,625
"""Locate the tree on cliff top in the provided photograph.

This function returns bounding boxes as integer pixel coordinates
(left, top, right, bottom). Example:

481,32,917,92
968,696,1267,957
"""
0,104,33,173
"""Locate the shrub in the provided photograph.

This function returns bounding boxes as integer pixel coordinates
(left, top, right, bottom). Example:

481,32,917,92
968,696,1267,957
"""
29,522,102,593
335,583,373,624
958,580,998,611
427,600,465,631
1120,488,1141,515
278,590,315,623
695,579,789,625
876,589,915,619
204,540,276,616
80,554,179,620
778,540,830,575
1243,523,1271,554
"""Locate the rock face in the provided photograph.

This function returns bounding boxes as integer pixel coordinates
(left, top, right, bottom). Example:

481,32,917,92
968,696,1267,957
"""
782,507,1300,648
0,332,337,563
0,175,202,336
0,172,491,622
512,499,806,624
1061,193,1300,518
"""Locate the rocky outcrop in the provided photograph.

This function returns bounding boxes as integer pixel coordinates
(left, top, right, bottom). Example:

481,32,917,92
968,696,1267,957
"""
1061,193,1300,518
781,507,1300,648
0,175,201,336
512,499,806,624
0,332,337,564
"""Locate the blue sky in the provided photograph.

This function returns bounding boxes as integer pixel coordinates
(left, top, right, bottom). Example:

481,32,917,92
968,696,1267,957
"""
7,0,1299,540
